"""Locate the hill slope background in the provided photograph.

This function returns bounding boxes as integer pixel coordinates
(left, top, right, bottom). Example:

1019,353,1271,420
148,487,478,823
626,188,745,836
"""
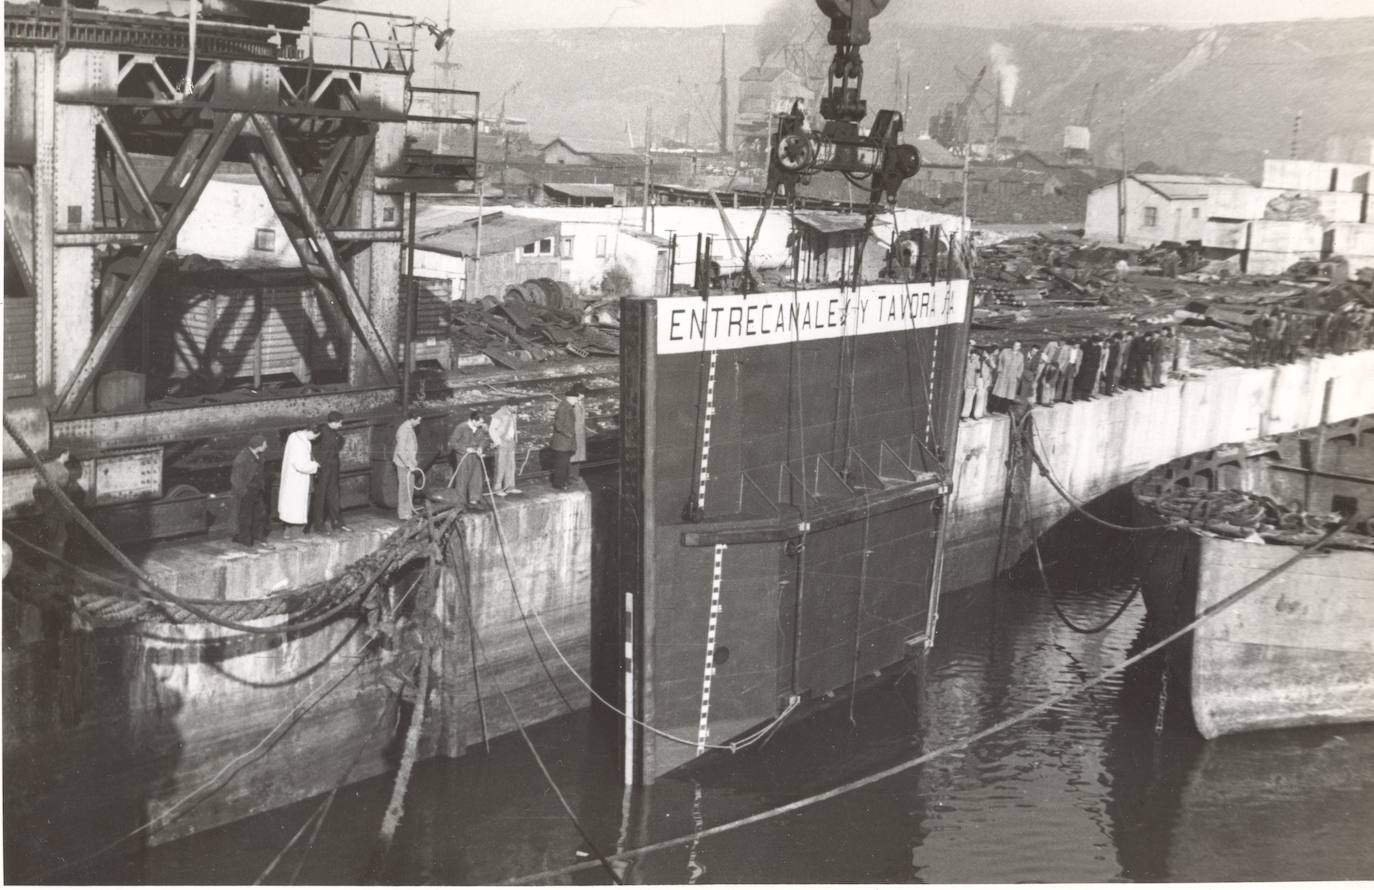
438,17,1374,180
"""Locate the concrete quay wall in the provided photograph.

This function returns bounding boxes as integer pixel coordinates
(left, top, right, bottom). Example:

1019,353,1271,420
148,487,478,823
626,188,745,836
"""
942,350,1374,593
2,490,591,878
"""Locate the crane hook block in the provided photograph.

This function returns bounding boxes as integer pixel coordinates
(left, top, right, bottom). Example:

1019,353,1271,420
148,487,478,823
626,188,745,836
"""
815,0,892,48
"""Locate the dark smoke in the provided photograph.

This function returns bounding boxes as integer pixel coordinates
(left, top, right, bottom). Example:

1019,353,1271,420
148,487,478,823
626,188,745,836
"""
754,0,814,65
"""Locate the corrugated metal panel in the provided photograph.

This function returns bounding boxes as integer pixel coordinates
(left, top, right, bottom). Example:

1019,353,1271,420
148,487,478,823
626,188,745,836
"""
4,297,36,396
162,281,345,383
406,276,450,338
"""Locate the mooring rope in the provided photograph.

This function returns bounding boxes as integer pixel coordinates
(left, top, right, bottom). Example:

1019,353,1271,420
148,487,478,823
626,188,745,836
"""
478,462,798,754
21,553,436,884
3,415,446,634
447,533,623,885
1023,414,1178,533
503,520,1346,884
4,525,421,630
1032,534,1142,635
253,697,394,885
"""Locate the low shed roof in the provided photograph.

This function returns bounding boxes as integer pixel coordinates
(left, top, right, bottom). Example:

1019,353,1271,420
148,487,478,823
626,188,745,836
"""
413,211,560,256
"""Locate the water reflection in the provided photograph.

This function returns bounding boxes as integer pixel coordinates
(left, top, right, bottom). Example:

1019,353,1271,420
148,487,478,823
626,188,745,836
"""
125,561,1374,884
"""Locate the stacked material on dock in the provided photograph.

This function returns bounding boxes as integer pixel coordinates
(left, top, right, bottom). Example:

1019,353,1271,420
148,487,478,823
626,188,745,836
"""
448,292,620,369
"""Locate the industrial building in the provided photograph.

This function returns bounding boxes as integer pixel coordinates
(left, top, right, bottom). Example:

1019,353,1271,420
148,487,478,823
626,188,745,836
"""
1083,160,1374,273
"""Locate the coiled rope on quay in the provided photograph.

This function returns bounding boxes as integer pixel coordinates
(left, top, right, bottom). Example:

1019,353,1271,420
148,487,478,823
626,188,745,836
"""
502,519,1347,885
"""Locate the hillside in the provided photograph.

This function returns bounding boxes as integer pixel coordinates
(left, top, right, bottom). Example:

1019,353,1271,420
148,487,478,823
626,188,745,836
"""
440,17,1374,179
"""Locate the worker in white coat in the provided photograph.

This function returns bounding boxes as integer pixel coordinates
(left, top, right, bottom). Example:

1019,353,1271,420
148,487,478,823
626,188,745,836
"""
277,427,319,533
488,399,521,497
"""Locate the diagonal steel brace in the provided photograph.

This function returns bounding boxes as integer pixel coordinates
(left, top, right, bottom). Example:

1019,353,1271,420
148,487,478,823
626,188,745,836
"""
55,111,248,416
95,108,164,228
247,113,398,383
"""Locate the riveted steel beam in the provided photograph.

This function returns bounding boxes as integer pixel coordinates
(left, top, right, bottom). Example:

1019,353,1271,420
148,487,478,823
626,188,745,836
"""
54,111,247,416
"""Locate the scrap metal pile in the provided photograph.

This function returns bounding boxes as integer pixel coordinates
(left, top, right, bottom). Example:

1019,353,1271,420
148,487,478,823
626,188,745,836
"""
973,234,1192,308
447,285,620,369
1142,487,1374,548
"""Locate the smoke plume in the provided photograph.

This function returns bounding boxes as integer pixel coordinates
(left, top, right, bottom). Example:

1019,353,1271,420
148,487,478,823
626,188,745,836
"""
989,42,1019,107
755,0,812,65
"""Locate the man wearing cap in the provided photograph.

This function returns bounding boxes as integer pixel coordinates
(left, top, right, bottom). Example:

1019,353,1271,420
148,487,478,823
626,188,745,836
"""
550,386,582,491
309,411,350,533
231,434,272,548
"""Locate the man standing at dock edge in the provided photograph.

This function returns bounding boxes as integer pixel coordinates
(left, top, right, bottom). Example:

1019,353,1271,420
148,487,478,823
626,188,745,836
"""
277,426,319,537
393,411,422,520
488,399,522,497
550,386,581,491
309,411,350,534
231,434,271,549
571,382,589,480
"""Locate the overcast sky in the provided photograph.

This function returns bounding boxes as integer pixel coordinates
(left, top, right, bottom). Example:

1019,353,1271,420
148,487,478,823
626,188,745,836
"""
436,0,1372,29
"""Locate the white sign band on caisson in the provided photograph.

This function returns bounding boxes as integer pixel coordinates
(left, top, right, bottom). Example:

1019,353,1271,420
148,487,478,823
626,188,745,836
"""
655,282,970,355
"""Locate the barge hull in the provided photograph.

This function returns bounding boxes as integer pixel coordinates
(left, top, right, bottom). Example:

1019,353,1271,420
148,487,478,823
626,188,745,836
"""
1189,535,1374,739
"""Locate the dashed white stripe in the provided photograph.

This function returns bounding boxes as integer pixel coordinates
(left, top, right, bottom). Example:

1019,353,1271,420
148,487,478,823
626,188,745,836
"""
696,351,720,510
696,542,728,754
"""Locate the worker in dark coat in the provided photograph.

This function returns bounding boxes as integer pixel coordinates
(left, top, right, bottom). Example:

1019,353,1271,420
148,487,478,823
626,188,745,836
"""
1074,338,1101,401
32,449,80,561
1103,333,1124,395
1248,312,1272,366
1280,312,1304,363
308,411,349,534
550,386,582,490
231,434,271,548
448,410,492,510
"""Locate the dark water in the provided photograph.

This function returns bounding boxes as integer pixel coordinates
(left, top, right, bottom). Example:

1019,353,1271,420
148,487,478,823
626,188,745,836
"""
84,559,1374,884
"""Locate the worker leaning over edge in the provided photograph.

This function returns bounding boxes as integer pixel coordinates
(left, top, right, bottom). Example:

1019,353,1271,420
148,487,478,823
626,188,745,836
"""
448,410,492,511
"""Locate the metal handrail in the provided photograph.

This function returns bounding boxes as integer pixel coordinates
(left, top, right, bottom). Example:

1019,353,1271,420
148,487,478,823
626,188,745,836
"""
21,1,416,59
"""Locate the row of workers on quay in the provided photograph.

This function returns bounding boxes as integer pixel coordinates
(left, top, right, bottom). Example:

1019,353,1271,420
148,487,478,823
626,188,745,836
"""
1246,305,1374,366
227,385,591,549
960,327,1189,420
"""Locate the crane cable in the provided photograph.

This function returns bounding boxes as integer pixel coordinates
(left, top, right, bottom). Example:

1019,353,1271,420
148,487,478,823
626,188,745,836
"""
502,519,1347,884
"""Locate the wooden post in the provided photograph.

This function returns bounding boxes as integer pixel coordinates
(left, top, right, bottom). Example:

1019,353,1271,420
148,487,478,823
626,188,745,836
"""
1315,376,1334,472
1304,377,1334,511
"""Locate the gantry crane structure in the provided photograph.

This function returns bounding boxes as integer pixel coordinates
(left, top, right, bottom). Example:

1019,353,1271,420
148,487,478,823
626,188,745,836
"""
4,0,479,539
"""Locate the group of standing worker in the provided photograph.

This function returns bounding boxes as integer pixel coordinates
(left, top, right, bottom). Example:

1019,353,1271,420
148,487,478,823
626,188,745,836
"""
231,411,350,549
228,383,594,545
1247,306,1374,366
392,383,589,520
964,327,1189,419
